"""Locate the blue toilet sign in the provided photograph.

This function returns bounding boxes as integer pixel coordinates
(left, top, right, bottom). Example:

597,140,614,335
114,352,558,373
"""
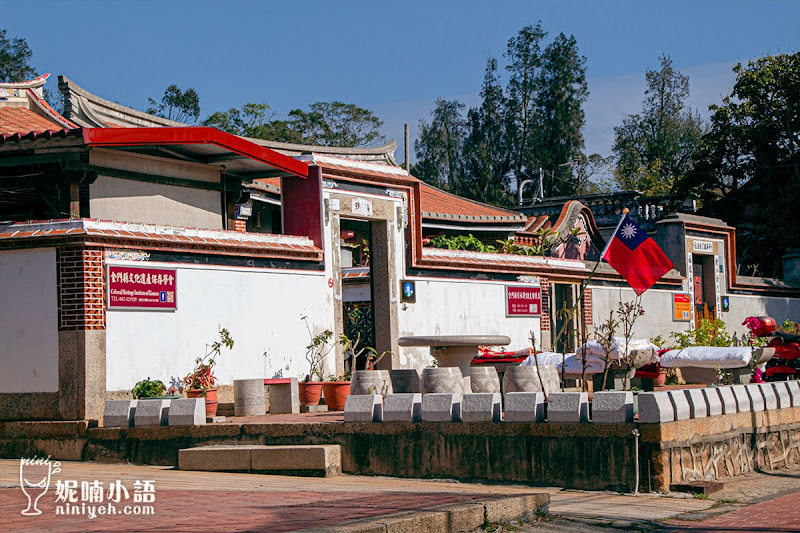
400,280,416,303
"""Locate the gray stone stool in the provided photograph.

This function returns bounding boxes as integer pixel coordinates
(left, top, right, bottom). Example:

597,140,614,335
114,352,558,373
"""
234,379,266,417
264,378,299,414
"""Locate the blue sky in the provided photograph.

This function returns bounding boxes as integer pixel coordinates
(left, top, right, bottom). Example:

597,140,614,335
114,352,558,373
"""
4,1,799,165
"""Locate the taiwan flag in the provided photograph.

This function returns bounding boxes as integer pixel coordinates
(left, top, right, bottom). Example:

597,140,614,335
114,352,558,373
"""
602,214,673,296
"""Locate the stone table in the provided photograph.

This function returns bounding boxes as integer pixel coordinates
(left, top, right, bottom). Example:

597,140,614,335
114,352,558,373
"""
398,335,511,391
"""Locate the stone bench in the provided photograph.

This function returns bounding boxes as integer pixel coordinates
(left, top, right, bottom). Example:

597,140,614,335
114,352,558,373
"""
178,444,341,477
264,378,299,414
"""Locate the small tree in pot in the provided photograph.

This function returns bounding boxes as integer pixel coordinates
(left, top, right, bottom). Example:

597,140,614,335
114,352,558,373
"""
299,315,333,406
183,327,234,417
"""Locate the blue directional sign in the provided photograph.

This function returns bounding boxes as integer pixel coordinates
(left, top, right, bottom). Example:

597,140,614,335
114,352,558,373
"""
400,280,416,303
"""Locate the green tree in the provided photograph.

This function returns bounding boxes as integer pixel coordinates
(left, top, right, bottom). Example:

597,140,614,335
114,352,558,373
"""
460,58,512,205
286,101,384,147
0,28,35,82
612,55,705,194
412,99,466,190
146,84,201,123
536,32,589,196
685,52,800,276
504,22,547,187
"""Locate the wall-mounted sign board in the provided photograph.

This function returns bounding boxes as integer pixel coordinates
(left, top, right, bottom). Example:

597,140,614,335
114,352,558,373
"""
506,285,542,317
108,265,177,310
400,280,416,303
692,240,714,254
673,293,691,321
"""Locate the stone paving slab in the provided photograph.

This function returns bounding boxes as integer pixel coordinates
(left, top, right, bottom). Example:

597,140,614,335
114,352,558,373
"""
0,459,717,532
664,490,800,532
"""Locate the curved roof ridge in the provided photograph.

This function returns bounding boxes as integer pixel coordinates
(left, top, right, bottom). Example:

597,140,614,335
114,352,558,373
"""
247,137,399,166
58,75,187,128
0,73,50,90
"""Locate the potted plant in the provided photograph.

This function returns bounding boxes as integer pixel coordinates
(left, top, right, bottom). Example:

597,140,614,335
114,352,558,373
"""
341,332,393,396
299,315,333,406
183,327,234,417
321,373,351,411
131,377,166,399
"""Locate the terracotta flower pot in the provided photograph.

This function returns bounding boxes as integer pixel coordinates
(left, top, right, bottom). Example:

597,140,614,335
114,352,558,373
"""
321,381,350,411
186,388,218,417
298,382,323,406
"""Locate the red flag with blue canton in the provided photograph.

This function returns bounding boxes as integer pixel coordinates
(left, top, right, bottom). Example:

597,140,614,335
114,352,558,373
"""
602,214,673,296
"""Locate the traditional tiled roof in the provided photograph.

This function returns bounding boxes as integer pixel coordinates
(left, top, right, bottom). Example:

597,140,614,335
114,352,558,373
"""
0,219,323,261
254,155,525,224
419,185,527,223
0,107,68,136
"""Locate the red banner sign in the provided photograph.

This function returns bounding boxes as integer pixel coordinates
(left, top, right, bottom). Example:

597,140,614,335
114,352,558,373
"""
108,266,177,310
506,285,542,316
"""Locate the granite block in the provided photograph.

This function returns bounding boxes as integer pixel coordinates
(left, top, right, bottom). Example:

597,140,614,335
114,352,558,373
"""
461,393,502,422
731,385,752,412
638,392,675,423
716,386,738,414
591,391,633,423
343,395,383,423
667,390,691,421
786,380,800,407
759,383,778,410
103,400,136,428
503,392,545,423
421,393,462,422
684,389,708,418
268,378,299,414
771,382,792,409
702,388,723,416
134,399,170,427
168,398,206,426
745,384,766,411
383,393,422,422
547,392,589,423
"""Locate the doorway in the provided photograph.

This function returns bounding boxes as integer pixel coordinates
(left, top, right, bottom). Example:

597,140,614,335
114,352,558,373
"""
692,254,716,319
551,283,580,353
340,218,375,372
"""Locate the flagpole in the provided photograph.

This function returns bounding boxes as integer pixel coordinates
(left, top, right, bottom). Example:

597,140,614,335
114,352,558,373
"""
600,208,629,259
553,210,629,391
580,208,628,301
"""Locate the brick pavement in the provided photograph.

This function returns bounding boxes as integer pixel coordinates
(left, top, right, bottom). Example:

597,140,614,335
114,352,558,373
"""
664,491,800,533
1,488,484,532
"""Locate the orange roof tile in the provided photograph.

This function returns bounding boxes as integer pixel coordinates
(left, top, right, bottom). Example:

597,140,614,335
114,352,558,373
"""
0,107,66,135
253,176,525,223
419,184,525,221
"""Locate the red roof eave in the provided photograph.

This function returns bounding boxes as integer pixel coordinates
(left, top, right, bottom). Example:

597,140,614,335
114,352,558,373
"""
82,127,309,178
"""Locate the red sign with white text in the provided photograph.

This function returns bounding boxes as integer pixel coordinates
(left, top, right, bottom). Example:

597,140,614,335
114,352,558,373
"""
506,285,542,316
108,266,177,310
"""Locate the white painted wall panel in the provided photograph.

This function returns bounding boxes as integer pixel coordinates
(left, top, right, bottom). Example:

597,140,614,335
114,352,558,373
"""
105,263,333,391
590,286,688,343
0,248,59,392
397,279,541,369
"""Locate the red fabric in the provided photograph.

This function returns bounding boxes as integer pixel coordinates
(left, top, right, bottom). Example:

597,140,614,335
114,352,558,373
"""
602,215,673,296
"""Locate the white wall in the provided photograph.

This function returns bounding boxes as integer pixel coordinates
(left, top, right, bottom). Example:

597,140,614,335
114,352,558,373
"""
397,278,541,369
0,248,59,392
590,285,690,344
724,293,800,339
105,261,333,391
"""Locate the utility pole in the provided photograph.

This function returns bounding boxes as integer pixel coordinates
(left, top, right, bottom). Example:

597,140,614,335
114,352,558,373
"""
404,123,410,172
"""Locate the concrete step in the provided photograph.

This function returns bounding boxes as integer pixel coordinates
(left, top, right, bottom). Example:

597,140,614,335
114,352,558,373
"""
178,444,341,477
